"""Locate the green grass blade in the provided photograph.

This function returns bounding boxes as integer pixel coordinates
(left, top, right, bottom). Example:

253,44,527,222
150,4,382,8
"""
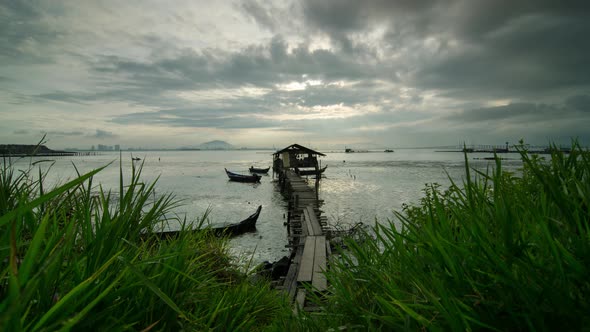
0,165,108,228
32,250,123,331
118,255,190,321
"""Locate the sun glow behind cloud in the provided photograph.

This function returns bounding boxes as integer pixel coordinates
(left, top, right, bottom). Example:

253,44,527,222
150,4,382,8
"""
275,80,323,91
268,103,381,121
176,87,271,102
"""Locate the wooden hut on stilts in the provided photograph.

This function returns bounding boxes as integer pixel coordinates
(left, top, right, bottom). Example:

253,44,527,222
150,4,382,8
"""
273,143,326,187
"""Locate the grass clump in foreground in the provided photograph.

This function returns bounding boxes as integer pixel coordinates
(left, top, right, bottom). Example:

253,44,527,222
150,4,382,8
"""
307,143,590,331
3,143,589,331
0,159,292,331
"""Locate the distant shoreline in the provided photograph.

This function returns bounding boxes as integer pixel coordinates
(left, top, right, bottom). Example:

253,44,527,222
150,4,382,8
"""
0,144,84,157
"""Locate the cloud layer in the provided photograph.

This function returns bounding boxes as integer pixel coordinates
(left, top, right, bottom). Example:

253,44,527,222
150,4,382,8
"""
1,0,589,148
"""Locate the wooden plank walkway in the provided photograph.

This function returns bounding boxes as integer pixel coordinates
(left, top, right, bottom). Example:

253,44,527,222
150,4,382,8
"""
278,170,329,311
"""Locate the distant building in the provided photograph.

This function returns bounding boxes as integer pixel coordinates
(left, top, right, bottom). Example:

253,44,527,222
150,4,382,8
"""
115,144,120,151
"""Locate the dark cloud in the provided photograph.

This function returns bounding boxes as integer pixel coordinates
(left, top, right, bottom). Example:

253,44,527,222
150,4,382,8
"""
442,97,590,145
446,103,560,123
448,1,590,41
42,130,84,137
112,107,278,129
565,94,590,112
95,35,377,85
108,77,400,131
297,0,590,99
36,92,88,104
13,129,29,135
300,0,590,40
414,14,590,99
0,1,61,64
302,0,438,33
92,129,117,139
36,35,383,110
239,0,281,31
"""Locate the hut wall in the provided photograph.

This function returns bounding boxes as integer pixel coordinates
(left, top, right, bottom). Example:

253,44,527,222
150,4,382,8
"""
282,152,291,168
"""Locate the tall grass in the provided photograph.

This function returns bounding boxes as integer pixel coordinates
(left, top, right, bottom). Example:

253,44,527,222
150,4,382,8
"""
310,143,590,331
5,143,588,331
0,159,291,331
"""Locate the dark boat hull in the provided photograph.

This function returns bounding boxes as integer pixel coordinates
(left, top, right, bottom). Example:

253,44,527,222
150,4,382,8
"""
213,205,261,236
225,168,261,182
148,205,262,240
249,166,270,174
295,165,328,176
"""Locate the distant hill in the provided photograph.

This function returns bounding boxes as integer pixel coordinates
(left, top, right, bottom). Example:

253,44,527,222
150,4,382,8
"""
198,140,234,150
178,140,235,150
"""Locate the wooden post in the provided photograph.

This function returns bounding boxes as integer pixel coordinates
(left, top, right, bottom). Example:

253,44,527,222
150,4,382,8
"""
287,199,292,233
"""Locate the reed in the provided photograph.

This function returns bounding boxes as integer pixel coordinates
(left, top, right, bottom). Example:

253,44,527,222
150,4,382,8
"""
0,159,290,331
309,143,590,331
4,142,588,331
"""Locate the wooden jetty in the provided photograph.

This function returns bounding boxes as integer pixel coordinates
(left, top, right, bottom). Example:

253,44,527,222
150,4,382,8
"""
272,144,329,312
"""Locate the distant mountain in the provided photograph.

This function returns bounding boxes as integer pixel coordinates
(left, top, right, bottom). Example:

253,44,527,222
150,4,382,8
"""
199,140,234,150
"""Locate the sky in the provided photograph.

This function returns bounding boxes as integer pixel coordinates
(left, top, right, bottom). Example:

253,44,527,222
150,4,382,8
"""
1,0,589,150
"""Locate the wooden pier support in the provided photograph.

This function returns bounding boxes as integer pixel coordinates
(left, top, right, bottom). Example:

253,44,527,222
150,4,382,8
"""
277,169,329,312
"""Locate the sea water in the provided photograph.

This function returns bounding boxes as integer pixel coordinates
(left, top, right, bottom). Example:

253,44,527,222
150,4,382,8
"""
7,149,523,264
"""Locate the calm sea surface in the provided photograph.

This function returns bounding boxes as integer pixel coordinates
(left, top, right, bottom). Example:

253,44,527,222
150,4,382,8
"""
9,149,523,264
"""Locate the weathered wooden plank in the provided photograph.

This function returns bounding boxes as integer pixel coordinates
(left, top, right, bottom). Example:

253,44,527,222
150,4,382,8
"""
297,236,316,282
302,208,312,236
284,267,298,301
297,199,317,204
300,214,309,236
294,289,306,313
312,236,327,291
293,192,314,197
306,206,323,235
284,246,304,301
303,208,320,236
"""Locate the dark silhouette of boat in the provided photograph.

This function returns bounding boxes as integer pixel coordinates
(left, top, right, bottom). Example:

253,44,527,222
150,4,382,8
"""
384,149,394,153
212,205,261,236
295,165,328,176
132,157,141,161
147,205,262,240
249,166,270,174
225,168,261,182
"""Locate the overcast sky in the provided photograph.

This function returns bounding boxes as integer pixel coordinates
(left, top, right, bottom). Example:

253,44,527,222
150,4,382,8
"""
1,0,589,149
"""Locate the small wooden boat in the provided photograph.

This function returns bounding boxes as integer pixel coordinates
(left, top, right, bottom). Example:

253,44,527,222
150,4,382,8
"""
225,168,261,182
249,166,270,174
147,205,262,240
295,165,328,176
213,205,261,236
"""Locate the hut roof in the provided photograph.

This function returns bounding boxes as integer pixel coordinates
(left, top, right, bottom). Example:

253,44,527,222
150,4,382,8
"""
273,144,326,156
